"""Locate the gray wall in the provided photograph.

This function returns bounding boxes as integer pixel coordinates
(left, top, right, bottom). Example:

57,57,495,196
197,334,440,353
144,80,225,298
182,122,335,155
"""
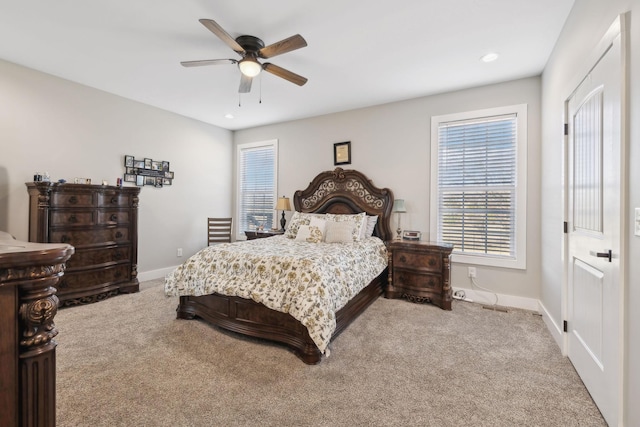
0,59,234,279
235,76,542,308
541,0,639,423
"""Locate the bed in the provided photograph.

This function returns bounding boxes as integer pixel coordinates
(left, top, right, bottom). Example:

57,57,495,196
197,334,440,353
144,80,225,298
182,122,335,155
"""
166,168,393,364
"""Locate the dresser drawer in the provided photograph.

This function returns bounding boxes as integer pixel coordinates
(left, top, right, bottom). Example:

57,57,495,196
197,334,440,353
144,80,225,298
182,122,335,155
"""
65,246,131,269
393,250,442,273
49,227,129,246
98,210,130,224
97,192,131,207
394,268,442,292
50,192,95,207
57,264,131,291
50,210,96,226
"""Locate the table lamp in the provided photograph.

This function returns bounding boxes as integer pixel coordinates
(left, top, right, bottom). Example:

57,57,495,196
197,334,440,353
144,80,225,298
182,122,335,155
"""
392,199,406,240
275,196,292,231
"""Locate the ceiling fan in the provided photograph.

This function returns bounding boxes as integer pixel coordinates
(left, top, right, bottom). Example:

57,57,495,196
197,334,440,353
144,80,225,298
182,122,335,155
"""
181,19,308,94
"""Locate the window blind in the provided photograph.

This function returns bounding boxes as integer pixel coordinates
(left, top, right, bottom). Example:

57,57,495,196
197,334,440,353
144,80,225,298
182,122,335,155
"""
238,143,276,233
437,114,517,257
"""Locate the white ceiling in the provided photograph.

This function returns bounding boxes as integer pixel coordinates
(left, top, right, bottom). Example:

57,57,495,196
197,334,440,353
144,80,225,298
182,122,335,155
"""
0,1,574,131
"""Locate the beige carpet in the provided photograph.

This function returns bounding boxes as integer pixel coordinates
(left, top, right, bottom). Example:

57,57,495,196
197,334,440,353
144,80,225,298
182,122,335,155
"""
54,279,606,426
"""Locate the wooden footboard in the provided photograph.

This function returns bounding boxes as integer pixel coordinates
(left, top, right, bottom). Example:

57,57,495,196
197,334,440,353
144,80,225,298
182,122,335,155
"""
176,268,386,364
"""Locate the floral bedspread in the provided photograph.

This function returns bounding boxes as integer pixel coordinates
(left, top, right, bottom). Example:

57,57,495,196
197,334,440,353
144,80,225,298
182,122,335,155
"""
164,235,388,352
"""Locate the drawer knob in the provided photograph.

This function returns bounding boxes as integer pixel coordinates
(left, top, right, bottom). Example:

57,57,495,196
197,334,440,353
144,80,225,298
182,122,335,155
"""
68,215,78,223
114,252,123,260
428,258,436,266
111,197,118,204
399,255,407,263
115,231,123,239
110,214,118,221
68,196,78,204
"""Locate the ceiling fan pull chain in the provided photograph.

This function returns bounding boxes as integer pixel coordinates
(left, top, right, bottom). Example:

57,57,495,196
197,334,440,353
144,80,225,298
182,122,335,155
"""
238,93,241,107
259,73,262,104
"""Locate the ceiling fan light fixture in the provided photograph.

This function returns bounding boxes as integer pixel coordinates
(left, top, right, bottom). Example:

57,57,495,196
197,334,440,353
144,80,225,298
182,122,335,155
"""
238,58,262,77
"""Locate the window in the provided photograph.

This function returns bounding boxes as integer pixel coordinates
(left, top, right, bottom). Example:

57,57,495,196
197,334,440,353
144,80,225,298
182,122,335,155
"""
236,140,278,239
430,105,527,269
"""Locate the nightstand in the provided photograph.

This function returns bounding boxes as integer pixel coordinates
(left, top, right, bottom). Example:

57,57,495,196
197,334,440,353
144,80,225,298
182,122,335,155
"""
244,230,284,240
386,240,454,310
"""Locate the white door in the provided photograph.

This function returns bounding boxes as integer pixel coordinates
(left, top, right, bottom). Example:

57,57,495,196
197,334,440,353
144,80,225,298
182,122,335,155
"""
567,31,622,426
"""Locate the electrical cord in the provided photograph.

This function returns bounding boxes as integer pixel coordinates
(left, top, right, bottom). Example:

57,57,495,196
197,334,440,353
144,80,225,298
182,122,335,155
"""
471,276,498,307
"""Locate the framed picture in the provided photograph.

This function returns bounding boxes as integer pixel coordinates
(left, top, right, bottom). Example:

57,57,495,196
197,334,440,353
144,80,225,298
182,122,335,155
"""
164,171,174,179
124,174,136,183
136,175,144,186
144,176,155,186
333,141,351,165
154,177,163,188
152,161,162,171
134,160,145,169
144,158,152,169
124,155,134,167
162,178,172,186
162,161,170,172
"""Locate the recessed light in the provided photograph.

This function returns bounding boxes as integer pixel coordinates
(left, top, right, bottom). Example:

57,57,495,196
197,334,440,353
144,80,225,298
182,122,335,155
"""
224,113,235,119
481,52,499,63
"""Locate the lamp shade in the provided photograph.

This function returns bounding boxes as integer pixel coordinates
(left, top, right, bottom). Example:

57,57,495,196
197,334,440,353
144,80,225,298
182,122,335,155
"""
392,199,407,213
275,197,291,211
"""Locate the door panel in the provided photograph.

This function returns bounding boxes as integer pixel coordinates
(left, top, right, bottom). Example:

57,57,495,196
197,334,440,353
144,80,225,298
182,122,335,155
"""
567,32,621,426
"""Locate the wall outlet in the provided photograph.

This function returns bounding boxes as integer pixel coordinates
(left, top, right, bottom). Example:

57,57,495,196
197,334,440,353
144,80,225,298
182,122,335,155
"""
177,248,183,257
468,267,476,278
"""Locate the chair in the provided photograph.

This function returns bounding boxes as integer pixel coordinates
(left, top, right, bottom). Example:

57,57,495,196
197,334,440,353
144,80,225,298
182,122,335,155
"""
207,217,232,245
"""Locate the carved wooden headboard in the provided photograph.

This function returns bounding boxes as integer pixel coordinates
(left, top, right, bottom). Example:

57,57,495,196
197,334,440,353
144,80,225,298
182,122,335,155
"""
293,168,394,241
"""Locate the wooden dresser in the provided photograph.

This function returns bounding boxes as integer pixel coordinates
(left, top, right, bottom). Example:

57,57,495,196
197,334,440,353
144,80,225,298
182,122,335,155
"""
0,230,74,427
26,182,140,306
386,240,454,310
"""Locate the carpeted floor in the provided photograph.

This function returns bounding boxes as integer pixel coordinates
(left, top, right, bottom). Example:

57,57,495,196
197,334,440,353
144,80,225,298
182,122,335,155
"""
54,279,606,426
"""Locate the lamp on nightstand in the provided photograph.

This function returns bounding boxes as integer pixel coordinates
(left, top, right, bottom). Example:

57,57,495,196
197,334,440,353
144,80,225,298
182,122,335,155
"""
275,196,292,231
392,199,406,240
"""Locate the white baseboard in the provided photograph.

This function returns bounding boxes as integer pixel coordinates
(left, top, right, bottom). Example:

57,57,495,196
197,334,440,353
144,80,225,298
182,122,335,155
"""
452,287,540,312
137,266,179,283
538,300,567,355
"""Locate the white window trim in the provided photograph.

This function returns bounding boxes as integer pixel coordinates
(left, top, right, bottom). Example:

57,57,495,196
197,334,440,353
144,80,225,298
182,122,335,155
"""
430,104,527,269
235,139,279,241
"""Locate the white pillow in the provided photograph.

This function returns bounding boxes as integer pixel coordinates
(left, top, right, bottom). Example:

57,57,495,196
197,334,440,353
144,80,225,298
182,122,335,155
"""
325,220,356,243
325,212,367,242
365,215,378,238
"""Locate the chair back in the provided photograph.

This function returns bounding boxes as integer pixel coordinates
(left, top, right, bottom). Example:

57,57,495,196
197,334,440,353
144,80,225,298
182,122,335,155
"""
208,217,232,245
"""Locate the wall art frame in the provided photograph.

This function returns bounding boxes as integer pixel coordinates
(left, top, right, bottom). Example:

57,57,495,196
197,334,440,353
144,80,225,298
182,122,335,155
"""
333,141,351,165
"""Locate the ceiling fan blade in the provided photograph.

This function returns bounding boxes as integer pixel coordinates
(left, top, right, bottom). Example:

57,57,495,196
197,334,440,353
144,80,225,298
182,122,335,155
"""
259,34,307,58
239,74,253,93
199,18,245,54
263,63,308,86
180,59,237,67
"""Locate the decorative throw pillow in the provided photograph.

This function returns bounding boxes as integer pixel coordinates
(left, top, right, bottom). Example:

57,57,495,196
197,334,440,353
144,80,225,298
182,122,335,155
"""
295,225,324,243
324,220,356,243
325,212,367,242
309,217,327,240
285,212,325,239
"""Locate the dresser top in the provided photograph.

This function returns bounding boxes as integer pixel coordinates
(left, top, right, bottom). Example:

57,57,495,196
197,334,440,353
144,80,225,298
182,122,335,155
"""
26,182,140,194
0,231,74,269
386,240,454,252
